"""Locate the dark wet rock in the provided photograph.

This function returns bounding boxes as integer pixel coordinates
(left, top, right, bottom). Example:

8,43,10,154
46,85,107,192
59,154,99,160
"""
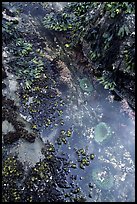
111,90,122,101
14,126,36,143
2,69,7,79
2,108,17,122
2,98,18,111
3,132,20,144
13,121,25,131
2,93,37,142
2,2,16,17
23,132,36,143
89,183,93,188
2,83,6,89
2,97,18,123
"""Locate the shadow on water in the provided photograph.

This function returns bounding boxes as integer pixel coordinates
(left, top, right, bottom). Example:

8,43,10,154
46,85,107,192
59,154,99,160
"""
5,2,135,202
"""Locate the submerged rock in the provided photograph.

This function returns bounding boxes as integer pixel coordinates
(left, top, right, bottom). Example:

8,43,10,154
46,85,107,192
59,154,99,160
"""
3,132,20,144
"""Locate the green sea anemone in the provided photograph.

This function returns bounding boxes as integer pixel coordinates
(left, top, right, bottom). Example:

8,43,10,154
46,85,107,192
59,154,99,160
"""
79,78,93,92
92,167,114,190
94,122,111,143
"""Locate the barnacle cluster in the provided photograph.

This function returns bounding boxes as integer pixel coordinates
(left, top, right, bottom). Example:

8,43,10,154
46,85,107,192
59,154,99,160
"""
2,156,24,202
2,156,23,179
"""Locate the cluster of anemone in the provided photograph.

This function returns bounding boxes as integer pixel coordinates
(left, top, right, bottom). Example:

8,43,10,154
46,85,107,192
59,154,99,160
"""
79,78,93,93
91,167,114,190
94,122,112,144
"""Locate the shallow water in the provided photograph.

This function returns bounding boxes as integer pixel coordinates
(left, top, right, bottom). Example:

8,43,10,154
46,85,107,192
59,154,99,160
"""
4,2,135,202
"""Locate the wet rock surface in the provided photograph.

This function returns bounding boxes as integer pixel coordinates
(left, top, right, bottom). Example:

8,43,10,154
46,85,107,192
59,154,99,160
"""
2,2,135,202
